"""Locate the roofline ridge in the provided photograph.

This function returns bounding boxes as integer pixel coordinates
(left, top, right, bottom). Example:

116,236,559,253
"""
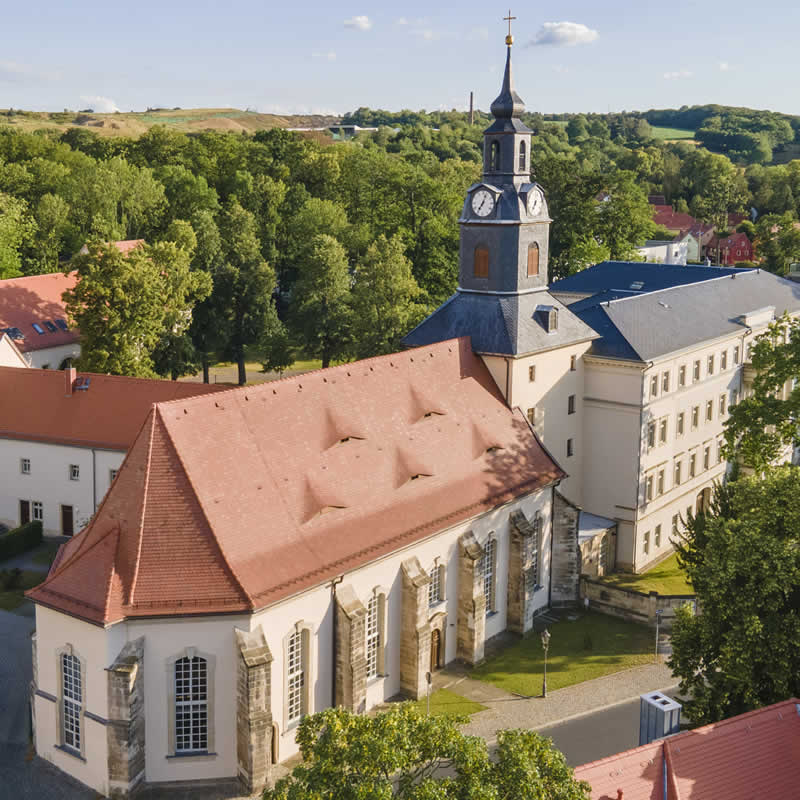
152,405,253,607
603,270,757,307
574,739,665,772
127,410,156,605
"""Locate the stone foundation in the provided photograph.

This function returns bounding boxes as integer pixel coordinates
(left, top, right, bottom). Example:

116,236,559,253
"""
334,584,368,713
456,531,486,665
400,557,431,699
235,627,273,794
106,637,145,799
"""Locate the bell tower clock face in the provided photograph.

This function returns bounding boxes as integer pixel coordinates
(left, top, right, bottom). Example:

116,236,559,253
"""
471,189,496,218
527,187,544,217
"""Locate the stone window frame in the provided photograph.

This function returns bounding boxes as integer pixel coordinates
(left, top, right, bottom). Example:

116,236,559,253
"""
707,354,715,375
650,375,658,398
691,405,699,430
69,464,80,481
479,535,498,616
647,421,656,449
365,586,389,680
165,647,217,759
689,451,697,478
20,457,30,475
676,412,685,437
705,399,713,423
659,418,668,445
55,643,86,761
645,474,654,502
721,350,728,371
657,469,665,496
662,371,670,393
719,393,727,417
282,621,314,732
678,364,686,387
674,458,682,486
693,360,701,382
654,524,662,548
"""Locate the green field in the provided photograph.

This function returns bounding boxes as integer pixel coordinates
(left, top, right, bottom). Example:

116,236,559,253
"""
599,553,693,596
414,689,487,718
651,126,696,141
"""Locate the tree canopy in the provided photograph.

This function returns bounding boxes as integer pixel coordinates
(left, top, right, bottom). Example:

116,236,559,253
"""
264,704,591,800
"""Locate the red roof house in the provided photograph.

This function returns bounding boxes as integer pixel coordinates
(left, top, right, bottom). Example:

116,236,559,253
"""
574,699,800,800
705,232,753,265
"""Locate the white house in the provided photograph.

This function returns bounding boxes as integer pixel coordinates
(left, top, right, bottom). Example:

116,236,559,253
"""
27,339,580,797
0,331,29,367
0,366,225,536
635,239,688,265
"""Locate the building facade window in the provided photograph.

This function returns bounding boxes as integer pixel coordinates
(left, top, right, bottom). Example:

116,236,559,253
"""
69,464,80,481
366,595,380,679
659,418,668,444
706,400,713,422
527,407,536,427
717,439,724,464
707,355,715,375
733,345,740,364
61,652,82,753
20,458,30,475
672,514,679,536
674,460,682,486
693,360,701,381
677,412,685,436
703,446,711,471
570,354,577,371
650,375,658,398
719,394,727,416
567,438,574,457
110,469,118,484
527,243,540,277
490,140,500,171
647,422,656,449
657,469,665,496
428,563,441,607
32,501,43,521
528,365,535,382
678,365,686,387
479,538,496,615
721,350,727,370
175,656,208,753
689,453,697,478
646,475,654,502
287,631,306,725
473,246,489,279
662,371,670,392
643,530,650,555
691,406,699,429
518,140,526,171
568,394,576,414
655,524,662,548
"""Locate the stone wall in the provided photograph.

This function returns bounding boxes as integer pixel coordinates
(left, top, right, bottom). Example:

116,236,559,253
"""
580,577,696,630
234,627,273,794
334,585,367,714
400,557,431,699
507,510,540,634
106,637,145,799
456,531,486,664
551,490,580,607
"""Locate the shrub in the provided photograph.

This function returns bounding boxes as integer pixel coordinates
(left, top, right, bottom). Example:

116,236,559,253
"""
0,568,23,589
0,520,43,561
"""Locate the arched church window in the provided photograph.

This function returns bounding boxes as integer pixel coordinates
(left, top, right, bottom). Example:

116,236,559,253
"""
527,242,540,277
490,141,500,171
474,246,489,279
61,651,82,753
519,140,526,171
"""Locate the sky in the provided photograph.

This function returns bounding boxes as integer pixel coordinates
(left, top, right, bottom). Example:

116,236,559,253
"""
2,0,799,117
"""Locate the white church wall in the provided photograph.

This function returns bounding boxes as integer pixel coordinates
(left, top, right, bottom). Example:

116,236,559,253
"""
25,342,80,370
0,334,28,367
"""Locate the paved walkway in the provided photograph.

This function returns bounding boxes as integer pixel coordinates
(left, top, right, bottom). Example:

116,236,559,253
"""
433,658,677,744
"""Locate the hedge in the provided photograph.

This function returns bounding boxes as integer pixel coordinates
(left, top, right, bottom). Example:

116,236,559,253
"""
0,520,43,561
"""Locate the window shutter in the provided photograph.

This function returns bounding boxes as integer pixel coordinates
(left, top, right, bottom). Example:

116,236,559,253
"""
527,242,540,277
474,246,489,278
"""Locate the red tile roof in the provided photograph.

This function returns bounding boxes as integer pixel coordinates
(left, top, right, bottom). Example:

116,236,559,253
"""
78,239,145,256
0,272,78,353
27,338,566,624
574,699,800,800
0,366,226,451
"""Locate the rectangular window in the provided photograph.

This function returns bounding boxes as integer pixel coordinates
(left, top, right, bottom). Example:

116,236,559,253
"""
473,246,489,279
733,346,740,365
69,464,80,481
110,469,118,484
662,371,670,393
657,469,665,496
32,501,43,521
61,653,82,752
717,439,724,464
655,524,662,548
707,355,715,375
692,406,699,429
659,418,668,444
721,350,727,370
570,355,577,371
20,458,30,475
677,412,685,436
428,564,441,607
674,460,682,486
678,365,686,387
706,400,713,422
689,453,696,478
567,438,574,457
366,596,380,679
643,531,650,555
568,394,576,414
650,375,658,398
528,365,535,382
646,475,654,502
703,446,711,471
287,631,305,724
672,514,679,536
719,394,727,416
480,539,496,614
647,422,656,449
175,656,208,752
693,360,701,382
527,407,536,426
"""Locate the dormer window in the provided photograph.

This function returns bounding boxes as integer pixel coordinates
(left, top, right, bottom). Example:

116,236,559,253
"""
518,140,526,171
527,243,540,277
490,141,500,171
474,246,489,279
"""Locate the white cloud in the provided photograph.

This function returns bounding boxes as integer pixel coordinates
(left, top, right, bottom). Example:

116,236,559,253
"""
719,61,731,72
395,17,408,26
344,15,372,31
312,51,337,61
0,60,60,83
528,22,598,47
663,70,693,80
80,94,120,112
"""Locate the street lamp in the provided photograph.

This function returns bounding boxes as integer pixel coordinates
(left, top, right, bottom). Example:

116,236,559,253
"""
540,628,551,698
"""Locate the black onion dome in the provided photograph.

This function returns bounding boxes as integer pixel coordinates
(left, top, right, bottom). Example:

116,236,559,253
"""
490,46,525,119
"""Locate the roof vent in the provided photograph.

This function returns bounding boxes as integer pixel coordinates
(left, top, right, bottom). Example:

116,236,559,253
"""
74,376,91,392
535,305,558,333
630,281,644,290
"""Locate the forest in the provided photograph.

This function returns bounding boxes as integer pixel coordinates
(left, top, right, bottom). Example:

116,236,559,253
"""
3,104,800,383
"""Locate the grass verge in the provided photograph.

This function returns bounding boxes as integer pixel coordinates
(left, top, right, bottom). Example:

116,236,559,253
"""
599,553,693,595
415,689,487,718
473,612,655,696
0,570,46,612
30,541,62,568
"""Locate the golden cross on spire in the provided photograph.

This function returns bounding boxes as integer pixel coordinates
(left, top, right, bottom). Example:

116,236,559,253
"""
503,9,516,44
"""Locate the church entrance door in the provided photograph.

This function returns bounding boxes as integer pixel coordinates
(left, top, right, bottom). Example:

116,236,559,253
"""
430,629,441,671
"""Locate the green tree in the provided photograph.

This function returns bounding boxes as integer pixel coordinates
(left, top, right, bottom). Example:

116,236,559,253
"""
0,192,34,278
264,704,590,800
27,192,73,273
349,235,425,359
755,212,800,275
291,234,351,369
669,467,800,725
723,313,800,470
65,239,210,377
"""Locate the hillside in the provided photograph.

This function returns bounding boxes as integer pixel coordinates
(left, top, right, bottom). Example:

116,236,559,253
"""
0,107,341,137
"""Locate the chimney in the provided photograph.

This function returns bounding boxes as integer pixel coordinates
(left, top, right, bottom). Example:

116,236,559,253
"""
469,91,474,125
65,366,76,396
617,790,624,800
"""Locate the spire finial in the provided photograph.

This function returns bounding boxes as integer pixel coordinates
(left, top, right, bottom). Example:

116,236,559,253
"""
503,9,516,45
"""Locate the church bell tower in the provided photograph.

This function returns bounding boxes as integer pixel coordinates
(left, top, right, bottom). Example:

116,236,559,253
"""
458,20,551,295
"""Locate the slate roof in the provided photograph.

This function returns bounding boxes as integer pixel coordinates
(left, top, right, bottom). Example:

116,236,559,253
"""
0,366,226,450
0,272,78,353
574,698,800,800
27,338,566,625
402,291,599,357
549,261,749,299
573,270,800,362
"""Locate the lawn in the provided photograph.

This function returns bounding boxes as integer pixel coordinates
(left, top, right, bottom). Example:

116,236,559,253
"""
600,553,693,596
651,126,696,141
414,689,487,718
473,612,654,696
30,541,62,568
0,570,45,611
